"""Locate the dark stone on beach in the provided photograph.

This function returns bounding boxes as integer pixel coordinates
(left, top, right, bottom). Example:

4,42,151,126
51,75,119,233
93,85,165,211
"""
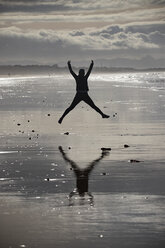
48,114,50,116
101,172,108,176
17,123,21,126
64,132,69,135
68,147,71,149
129,159,140,163
32,130,35,132
101,147,111,151
124,144,130,148
29,137,31,140
28,120,30,122
113,114,115,117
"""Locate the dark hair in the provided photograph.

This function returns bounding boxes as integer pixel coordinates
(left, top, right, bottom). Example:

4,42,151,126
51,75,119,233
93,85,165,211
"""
79,69,85,76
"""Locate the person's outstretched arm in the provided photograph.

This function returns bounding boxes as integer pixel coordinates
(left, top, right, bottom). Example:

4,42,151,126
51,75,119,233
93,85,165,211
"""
67,61,77,78
85,150,109,175
58,146,78,171
85,60,94,78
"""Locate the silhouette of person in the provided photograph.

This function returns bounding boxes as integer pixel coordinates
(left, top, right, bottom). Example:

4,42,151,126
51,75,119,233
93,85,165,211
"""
58,146,109,204
58,60,109,124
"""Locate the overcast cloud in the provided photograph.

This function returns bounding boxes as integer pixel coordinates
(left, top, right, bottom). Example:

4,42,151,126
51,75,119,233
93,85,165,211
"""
0,0,165,68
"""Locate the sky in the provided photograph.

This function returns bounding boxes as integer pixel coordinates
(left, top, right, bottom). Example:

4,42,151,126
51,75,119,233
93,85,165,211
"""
0,0,165,68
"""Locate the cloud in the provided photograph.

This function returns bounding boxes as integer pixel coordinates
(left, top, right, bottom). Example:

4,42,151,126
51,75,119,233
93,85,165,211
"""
0,23,163,54
149,31,165,45
151,0,165,5
70,31,85,36
0,0,164,30
0,23,164,66
0,0,165,13
0,0,70,13
0,0,164,66
88,24,163,49
125,24,165,34
90,26,124,36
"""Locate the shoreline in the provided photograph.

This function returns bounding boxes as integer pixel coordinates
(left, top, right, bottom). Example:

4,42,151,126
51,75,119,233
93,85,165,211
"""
0,67,165,79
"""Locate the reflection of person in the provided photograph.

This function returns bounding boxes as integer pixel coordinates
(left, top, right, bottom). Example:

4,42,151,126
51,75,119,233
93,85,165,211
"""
58,146,109,203
58,60,110,124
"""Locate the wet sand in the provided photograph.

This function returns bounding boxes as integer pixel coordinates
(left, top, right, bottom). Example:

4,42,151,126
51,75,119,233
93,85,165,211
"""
0,72,165,247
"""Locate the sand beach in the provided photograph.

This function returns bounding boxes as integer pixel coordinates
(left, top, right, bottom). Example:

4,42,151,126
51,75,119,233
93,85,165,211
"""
0,71,165,247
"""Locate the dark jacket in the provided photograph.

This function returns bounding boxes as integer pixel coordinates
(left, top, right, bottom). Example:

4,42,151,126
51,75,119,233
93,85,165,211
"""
68,62,93,92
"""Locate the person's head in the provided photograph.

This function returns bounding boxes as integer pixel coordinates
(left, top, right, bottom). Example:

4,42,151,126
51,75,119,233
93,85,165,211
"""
79,69,85,77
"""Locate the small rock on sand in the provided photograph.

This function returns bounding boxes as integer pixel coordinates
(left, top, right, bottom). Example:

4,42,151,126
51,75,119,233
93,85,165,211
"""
124,144,130,148
100,172,109,176
128,159,141,163
101,147,111,151
64,132,69,135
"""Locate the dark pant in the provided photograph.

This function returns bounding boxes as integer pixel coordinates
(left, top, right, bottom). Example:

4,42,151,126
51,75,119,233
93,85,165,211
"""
59,92,105,121
69,92,100,109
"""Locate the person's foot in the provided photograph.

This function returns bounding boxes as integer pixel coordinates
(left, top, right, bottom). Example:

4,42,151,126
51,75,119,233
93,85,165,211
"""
58,117,63,124
102,114,110,118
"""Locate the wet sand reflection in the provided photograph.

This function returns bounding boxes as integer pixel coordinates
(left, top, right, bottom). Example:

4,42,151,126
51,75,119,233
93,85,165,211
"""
59,146,110,206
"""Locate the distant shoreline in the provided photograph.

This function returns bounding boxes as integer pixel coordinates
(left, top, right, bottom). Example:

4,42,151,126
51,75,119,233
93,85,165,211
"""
0,65,165,77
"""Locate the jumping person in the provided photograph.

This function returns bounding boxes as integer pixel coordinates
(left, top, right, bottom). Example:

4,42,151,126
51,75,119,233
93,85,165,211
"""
58,60,109,124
